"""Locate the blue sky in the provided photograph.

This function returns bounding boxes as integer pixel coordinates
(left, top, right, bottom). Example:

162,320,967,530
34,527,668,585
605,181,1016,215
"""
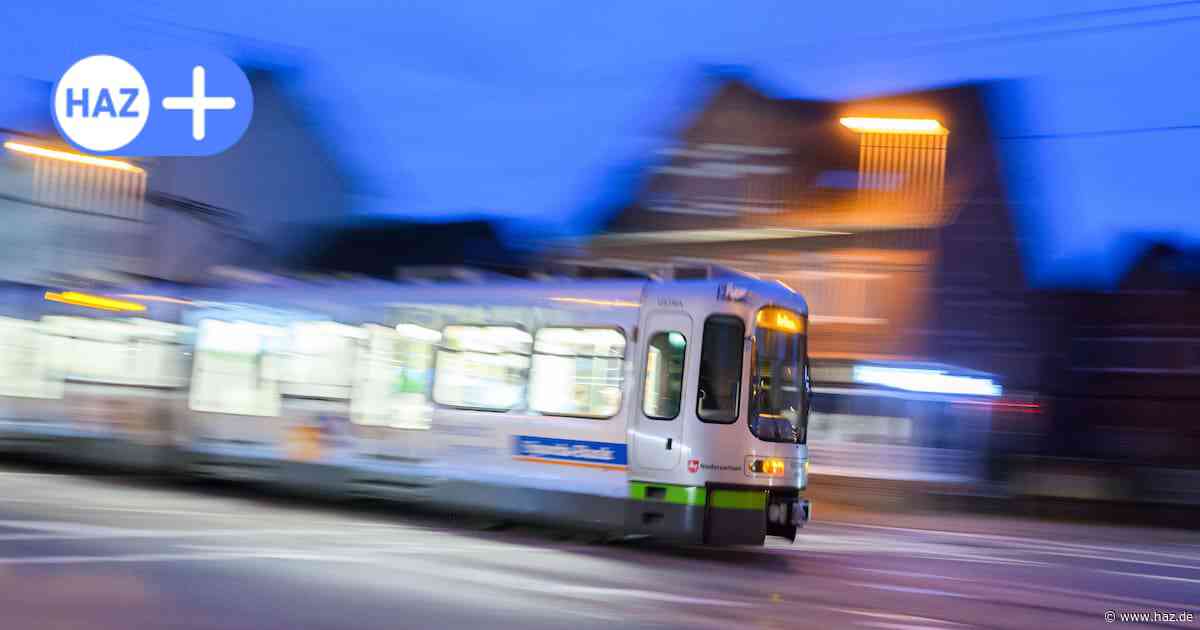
2,1,1199,286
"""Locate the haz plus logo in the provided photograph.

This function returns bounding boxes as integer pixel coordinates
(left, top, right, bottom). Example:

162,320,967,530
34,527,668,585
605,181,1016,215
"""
52,50,253,156
53,55,149,152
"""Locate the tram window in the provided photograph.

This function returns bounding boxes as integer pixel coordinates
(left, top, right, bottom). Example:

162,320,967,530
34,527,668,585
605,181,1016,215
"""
432,325,531,411
0,316,59,399
41,316,189,389
749,307,809,444
642,331,686,420
529,327,625,419
697,315,745,424
189,319,284,416
351,323,437,429
280,321,362,400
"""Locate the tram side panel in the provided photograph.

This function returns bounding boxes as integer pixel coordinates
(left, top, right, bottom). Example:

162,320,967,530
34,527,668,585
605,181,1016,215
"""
424,309,637,531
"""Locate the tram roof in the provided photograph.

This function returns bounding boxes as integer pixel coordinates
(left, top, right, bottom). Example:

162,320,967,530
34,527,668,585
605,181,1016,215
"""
193,275,806,315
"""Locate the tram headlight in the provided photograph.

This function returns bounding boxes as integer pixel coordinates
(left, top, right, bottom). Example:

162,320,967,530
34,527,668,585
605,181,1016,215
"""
747,457,786,477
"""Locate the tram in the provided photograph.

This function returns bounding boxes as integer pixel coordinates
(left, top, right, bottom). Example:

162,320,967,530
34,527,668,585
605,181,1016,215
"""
0,273,811,545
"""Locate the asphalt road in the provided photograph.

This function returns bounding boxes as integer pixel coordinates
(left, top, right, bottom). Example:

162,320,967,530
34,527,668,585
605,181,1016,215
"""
0,462,1196,629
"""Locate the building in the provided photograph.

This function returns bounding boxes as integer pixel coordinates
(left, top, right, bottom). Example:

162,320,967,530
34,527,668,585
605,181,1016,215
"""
148,68,358,257
0,68,357,286
572,74,1043,391
1040,242,1200,477
0,133,152,284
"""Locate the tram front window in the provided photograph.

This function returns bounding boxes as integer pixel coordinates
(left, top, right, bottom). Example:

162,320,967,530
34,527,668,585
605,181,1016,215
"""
697,315,744,423
750,307,809,444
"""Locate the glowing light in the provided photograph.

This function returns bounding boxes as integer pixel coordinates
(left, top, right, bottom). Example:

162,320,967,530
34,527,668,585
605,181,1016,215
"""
763,458,785,476
44,291,146,313
3,141,143,173
839,117,948,135
852,365,1001,397
395,323,443,342
119,294,193,306
953,399,1040,413
749,457,786,477
549,297,640,308
756,307,805,334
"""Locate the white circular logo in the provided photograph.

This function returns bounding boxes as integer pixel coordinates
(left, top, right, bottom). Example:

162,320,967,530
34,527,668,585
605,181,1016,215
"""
54,55,149,152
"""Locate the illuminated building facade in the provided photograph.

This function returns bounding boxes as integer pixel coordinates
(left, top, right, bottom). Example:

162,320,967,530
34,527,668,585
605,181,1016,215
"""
0,136,150,284
0,70,354,285
577,76,1043,390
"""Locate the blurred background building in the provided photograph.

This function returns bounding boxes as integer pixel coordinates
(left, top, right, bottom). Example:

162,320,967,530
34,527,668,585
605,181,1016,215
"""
567,74,1041,391
0,68,354,287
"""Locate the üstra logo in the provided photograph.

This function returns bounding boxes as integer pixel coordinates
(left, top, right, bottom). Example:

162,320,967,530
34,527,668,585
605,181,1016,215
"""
52,50,253,156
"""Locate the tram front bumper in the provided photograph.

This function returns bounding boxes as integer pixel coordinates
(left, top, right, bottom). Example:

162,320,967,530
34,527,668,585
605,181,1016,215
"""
627,482,811,545
771,497,811,527
764,493,810,543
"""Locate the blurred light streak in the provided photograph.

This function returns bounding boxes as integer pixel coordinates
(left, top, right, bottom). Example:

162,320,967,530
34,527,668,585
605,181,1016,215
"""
119,294,194,305
852,365,1001,396
394,323,443,342
840,117,948,135
953,399,1042,413
44,291,147,312
3,141,144,173
548,297,640,308
591,228,851,245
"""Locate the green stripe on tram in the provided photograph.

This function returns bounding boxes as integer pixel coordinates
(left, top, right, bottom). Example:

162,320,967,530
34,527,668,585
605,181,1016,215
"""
709,489,767,511
629,481,706,506
628,482,767,510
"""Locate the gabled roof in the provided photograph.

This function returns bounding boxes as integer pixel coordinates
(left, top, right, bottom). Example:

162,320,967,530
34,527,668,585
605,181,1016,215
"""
594,69,1007,239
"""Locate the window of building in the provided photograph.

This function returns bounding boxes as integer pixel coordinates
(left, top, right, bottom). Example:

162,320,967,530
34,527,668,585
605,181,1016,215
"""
351,323,438,429
432,325,531,411
774,270,889,326
529,327,625,418
188,319,284,416
642,331,686,420
697,315,745,423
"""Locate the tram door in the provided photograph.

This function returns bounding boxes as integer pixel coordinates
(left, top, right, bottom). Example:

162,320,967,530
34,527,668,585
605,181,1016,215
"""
633,310,692,471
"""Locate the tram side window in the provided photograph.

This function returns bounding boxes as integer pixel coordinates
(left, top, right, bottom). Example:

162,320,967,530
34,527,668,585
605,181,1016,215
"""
529,328,625,418
642,331,686,420
40,316,188,389
432,325,531,411
0,316,59,399
697,316,745,424
280,321,361,400
189,319,283,416
350,323,438,430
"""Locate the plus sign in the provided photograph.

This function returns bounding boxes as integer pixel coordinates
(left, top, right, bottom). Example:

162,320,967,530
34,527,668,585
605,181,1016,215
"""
162,65,237,141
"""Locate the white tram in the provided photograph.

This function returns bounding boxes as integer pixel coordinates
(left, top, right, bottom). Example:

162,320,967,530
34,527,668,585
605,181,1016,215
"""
0,274,811,545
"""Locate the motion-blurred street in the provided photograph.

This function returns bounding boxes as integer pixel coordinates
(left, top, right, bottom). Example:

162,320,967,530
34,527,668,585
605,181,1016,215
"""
0,462,1195,630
